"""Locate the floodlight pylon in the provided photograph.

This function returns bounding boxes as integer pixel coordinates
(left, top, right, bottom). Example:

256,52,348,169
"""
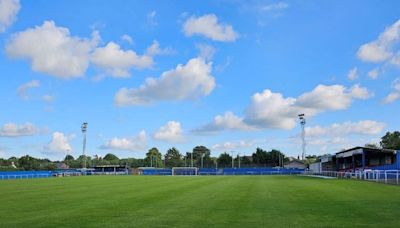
298,114,306,160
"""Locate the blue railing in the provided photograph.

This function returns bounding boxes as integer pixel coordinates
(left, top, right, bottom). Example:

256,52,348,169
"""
139,167,305,176
0,171,53,180
222,168,304,175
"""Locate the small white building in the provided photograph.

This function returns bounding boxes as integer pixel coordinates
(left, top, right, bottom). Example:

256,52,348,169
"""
309,162,322,172
284,159,306,169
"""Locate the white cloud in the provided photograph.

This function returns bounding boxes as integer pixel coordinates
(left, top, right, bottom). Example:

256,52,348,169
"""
202,84,373,132
357,19,400,64
245,89,298,129
0,122,46,137
183,14,238,42
296,84,372,111
121,34,133,44
349,84,373,99
347,67,358,80
0,0,20,32
17,80,40,100
43,131,73,155
153,121,184,143
195,112,255,133
305,120,385,138
367,67,379,79
100,130,147,152
114,57,215,106
6,20,99,79
196,43,216,61
145,40,174,56
382,78,400,104
91,42,153,78
259,2,289,11
212,140,255,151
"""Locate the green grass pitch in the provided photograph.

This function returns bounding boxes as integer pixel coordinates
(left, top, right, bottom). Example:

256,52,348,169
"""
0,175,400,227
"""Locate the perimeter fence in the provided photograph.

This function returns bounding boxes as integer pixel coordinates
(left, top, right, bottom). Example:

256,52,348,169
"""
304,170,400,185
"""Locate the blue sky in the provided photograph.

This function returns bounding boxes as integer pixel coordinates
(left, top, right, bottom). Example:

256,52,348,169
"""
0,0,399,160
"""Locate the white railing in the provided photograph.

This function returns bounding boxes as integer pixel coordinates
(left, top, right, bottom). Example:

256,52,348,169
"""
304,170,400,185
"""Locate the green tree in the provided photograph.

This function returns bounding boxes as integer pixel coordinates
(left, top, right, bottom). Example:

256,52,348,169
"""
252,148,268,166
18,155,40,170
104,153,119,161
268,149,285,167
64,155,75,161
217,152,232,168
164,147,183,168
240,156,252,167
192,146,213,168
380,131,400,150
145,147,163,167
365,143,380,149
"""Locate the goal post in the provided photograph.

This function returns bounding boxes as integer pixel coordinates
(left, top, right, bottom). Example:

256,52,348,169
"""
172,167,198,176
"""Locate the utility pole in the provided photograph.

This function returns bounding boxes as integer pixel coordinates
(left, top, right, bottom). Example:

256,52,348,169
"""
238,153,241,168
81,122,88,171
191,152,193,168
185,155,187,167
231,151,234,168
298,114,306,160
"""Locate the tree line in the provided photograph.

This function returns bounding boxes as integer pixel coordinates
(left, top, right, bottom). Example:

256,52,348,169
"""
0,146,287,171
1,131,399,171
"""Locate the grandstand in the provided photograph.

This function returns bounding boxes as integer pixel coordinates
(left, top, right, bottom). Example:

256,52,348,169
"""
309,147,400,172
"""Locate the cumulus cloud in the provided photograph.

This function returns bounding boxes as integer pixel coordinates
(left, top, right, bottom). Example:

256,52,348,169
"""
367,67,379,79
0,0,20,32
349,84,373,99
153,121,184,143
305,120,385,138
296,84,372,111
114,57,215,106
6,20,99,79
91,42,153,78
183,14,238,42
212,140,255,151
100,130,147,152
43,131,73,155
0,122,46,137
382,78,400,104
17,80,40,100
245,89,298,129
200,84,373,131
357,19,400,64
195,112,254,133
347,67,358,80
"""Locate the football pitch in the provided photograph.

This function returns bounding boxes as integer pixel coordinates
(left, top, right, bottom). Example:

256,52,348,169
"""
0,176,399,228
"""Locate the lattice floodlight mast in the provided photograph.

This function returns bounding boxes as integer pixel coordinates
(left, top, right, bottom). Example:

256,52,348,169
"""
81,122,88,170
298,114,306,160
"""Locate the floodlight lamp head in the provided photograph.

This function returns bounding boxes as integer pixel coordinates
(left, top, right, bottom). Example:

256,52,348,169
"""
81,122,88,133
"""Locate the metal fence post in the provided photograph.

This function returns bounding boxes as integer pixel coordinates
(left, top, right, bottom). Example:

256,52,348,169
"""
384,171,387,184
